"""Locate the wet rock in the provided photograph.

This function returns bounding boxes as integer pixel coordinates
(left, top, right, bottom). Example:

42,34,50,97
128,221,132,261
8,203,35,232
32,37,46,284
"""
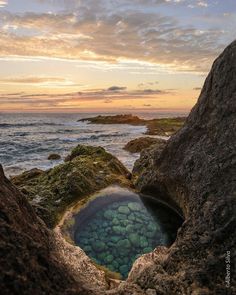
124,137,166,153
92,241,106,252
127,202,142,211
48,153,61,160
11,144,131,228
105,255,114,263
111,236,120,243
118,206,130,214
140,237,148,248
104,209,115,220
117,239,131,249
112,218,120,225
128,213,136,221
126,224,135,233
143,247,153,253
112,226,125,235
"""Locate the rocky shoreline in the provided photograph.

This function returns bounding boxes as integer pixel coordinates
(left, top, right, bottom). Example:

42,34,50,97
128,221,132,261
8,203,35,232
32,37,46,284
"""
79,114,186,136
0,41,235,294
11,145,131,228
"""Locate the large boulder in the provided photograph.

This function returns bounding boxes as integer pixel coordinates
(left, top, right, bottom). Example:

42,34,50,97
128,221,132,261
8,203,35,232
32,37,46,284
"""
119,41,236,294
11,145,131,228
0,165,106,295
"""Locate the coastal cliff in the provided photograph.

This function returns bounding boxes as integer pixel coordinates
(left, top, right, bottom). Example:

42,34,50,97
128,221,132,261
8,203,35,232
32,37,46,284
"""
0,40,235,295
119,40,236,294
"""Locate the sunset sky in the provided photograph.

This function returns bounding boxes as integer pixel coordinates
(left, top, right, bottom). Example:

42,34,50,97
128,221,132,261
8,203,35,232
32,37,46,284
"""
0,0,235,112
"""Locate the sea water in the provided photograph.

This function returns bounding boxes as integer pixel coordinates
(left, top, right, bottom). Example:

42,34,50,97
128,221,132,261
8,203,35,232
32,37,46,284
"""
66,186,183,279
0,111,187,175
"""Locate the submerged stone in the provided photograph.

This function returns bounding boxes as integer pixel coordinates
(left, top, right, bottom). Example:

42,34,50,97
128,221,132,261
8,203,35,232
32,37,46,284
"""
92,241,106,252
127,202,142,211
117,239,131,249
103,209,115,220
69,186,182,279
104,255,114,263
112,225,125,235
112,218,119,225
128,233,140,246
118,206,130,214
143,247,153,253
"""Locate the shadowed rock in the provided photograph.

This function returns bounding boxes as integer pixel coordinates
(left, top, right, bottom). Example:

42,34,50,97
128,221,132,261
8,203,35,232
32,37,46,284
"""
0,164,104,295
115,41,236,294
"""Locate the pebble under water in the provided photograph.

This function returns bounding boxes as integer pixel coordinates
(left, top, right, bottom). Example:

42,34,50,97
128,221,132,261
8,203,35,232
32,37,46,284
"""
66,186,183,279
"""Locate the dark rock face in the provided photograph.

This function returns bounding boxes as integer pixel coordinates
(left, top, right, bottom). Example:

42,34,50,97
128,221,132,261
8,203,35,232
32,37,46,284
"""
129,41,236,294
132,141,167,185
0,165,91,295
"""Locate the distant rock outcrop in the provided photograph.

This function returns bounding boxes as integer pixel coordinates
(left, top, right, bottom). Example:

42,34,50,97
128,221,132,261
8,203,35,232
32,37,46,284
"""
116,41,236,294
78,114,144,125
78,114,185,136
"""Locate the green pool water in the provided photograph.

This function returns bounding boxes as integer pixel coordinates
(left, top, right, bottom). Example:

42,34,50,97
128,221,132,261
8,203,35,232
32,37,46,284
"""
66,186,183,279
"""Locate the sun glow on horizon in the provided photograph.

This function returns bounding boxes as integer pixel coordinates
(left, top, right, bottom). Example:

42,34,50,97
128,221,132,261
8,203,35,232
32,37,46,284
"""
0,0,235,112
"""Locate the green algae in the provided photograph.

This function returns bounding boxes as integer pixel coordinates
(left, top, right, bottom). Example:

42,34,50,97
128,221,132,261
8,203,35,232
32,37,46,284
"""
11,144,131,228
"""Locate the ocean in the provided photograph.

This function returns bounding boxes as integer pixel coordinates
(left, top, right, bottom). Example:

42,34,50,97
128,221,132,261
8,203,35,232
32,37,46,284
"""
0,111,188,176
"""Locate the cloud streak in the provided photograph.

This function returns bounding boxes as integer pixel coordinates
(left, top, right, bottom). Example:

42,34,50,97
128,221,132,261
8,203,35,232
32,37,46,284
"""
0,1,7,8
0,86,171,109
0,76,81,87
0,0,227,73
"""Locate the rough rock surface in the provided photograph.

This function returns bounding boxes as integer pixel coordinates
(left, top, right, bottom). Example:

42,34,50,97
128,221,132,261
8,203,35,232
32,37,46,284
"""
132,141,167,184
121,41,236,293
124,137,166,153
0,164,107,295
11,145,131,228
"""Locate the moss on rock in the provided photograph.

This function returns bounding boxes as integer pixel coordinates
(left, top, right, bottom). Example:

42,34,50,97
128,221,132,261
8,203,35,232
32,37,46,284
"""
11,144,131,228
124,137,166,153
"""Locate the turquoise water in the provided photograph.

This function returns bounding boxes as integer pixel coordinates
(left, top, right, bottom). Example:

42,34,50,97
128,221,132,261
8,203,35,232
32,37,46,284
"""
68,186,182,279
